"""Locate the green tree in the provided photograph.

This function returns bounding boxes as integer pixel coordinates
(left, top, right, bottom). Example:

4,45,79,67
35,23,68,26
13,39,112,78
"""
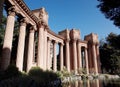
0,0,5,24
0,15,6,55
97,0,120,28
100,33,120,74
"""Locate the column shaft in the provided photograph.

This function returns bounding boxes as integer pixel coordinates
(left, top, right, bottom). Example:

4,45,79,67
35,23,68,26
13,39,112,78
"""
1,10,15,70
60,43,63,71
66,40,70,72
27,29,34,72
73,40,77,74
92,44,98,74
47,38,51,70
43,29,47,70
77,42,82,69
85,48,89,74
16,19,26,71
96,45,101,73
53,41,57,72
37,26,44,69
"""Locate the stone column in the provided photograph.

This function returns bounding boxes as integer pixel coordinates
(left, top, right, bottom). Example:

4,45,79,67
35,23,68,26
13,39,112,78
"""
77,41,82,69
87,80,90,87
85,47,89,74
1,7,16,70
59,43,64,71
16,18,27,71
53,41,57,72
44,29,47,70
92,44,98,74
65,39,70,72
37,25,44,69
27,28,35,72
73,40,77,74
96,44,101,73
47,37,51,70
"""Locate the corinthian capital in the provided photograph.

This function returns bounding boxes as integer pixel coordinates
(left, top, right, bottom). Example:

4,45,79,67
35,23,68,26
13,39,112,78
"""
7,6,16,16
20,18,28,26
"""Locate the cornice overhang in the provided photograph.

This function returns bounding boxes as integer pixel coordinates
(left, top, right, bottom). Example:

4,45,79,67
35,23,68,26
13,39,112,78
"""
47,29,65,40
6,0,49,30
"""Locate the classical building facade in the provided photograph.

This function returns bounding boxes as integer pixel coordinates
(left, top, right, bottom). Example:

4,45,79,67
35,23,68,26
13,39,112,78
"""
0,0,101,74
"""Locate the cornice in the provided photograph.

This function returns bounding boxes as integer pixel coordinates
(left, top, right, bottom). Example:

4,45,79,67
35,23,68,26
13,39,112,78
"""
7,0,49,30
15,0,40,24
47,29,65,40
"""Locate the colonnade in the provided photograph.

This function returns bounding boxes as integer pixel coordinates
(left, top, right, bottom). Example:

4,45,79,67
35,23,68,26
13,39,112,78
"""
0,0,101,74
46,38,64,72
0,6,37,71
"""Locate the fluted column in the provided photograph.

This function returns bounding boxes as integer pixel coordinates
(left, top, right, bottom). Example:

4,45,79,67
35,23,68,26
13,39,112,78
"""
37,25,44,69
92,44,98,74
77,41,82,69
16,18,27,71
27,28,35,72
65,39,70,72
59,43,64,71
1,6,16,70
53,41,57,72
73,40,77,74
85,47,89,74
47,37,51,70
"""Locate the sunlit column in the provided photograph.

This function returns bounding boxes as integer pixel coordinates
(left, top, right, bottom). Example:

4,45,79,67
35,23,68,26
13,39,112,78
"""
65,39,70,72
75,81,78,87
53,41,57,72
92,44,98,74
37,25,44,69
96,44,101,73
85,47,89,74
16,18,27,71
27,27,35,72
43,29,47,70
77,41,82,69
96,79,100,87
47,37,51,70
1,6,16,70
79,80,83,87
73,40,77,74
49,43,53,70
60,43,64,71
87,80,90,87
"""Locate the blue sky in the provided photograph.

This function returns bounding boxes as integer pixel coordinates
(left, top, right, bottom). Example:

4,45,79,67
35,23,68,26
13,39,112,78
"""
24,0,120,40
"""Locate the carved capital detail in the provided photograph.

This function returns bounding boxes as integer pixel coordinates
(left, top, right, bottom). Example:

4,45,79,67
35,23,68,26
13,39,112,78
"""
20,18,27,26
8,6,16,16
29,26,35,33
47,37,52,42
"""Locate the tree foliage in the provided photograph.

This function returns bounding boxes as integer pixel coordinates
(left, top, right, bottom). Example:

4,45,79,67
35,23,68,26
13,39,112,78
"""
0,0,5,24
0,15,6,54
97,0,120,28
100,32,120,74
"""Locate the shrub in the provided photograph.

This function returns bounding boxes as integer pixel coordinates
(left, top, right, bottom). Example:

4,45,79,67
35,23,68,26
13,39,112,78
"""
28,67,59,84
78,68,87,74
0,64,21,80
61,67,71,77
